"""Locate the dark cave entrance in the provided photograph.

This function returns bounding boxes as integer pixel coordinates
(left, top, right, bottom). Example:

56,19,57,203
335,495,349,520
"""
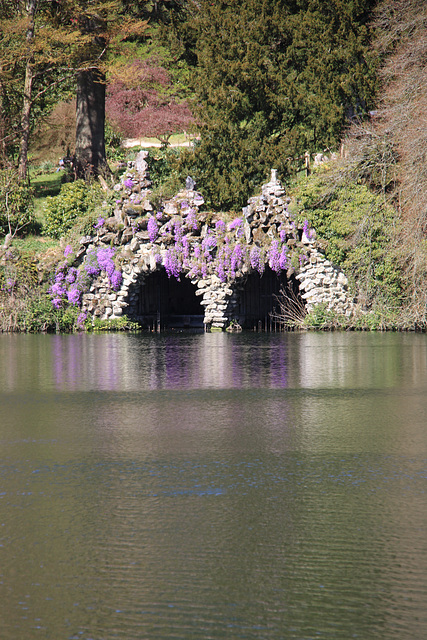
130,269,204,330
237,266,303,331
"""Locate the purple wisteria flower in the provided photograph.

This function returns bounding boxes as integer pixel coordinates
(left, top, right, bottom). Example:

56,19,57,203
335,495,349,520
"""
67,287,81,305
215,219,226,234
217,260,226,282
228,217,242,231
188,263,201,279
279,225,287,242
202,231,216,257
230,243,244,275
50,281,67,298
110,270,123,291
250,246,264,275
147,216,158,243
50,244,124,313
279,245,289,270
185,209,198,230
216,243,231,281
97,247,116,277
76,312,87,329
164,247,181,280
302,219,312,241
268,240,281,272
174,219,184,244
182,235,190,260
65,267,78,284
84,248,101,276
54,270,65,282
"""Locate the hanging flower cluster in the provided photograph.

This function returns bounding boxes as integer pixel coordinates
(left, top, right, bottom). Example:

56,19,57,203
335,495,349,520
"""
149,211,304,284
49,245,123,310
49,186,311,317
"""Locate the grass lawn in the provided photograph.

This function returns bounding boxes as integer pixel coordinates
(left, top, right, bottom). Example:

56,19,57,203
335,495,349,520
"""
122,133,197,148
9,235,59,256
30,171,64,197
33,195,51,227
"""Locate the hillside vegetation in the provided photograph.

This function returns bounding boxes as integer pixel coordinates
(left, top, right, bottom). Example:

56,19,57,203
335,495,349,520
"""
1,0,427,330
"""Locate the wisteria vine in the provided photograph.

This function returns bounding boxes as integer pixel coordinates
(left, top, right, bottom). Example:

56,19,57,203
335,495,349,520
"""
49,205,310,315
49,244,122,311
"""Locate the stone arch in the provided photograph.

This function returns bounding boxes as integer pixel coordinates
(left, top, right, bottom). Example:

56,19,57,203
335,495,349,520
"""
79,163,356,329
234,266,303,331
125,267,204,330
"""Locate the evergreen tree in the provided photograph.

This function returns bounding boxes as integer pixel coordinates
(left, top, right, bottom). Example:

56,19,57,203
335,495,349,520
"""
172,0,378,209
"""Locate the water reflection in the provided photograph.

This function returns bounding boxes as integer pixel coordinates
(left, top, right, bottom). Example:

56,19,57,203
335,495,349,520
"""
1,332,297,392
1,332,427,639
2,331,427,394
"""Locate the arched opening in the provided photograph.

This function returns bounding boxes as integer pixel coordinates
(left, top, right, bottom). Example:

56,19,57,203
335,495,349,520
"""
128,269,204,330
237,266,304,331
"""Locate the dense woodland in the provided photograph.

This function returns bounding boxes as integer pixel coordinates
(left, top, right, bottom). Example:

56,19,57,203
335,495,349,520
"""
0,0,426,331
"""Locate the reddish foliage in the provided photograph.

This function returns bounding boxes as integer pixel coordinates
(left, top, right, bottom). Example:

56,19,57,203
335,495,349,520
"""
106,60,194,142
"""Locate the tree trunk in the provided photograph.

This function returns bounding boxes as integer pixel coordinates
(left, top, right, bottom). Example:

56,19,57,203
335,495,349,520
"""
17,0,38,182
75,68,107,179
17,60,33,181
0,73,7,166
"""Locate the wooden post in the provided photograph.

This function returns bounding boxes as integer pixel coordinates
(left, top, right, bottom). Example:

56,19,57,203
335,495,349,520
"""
305,151,311,177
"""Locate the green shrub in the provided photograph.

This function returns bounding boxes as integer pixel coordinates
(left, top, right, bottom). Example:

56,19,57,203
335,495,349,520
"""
39,160,54,172
43,180,104,238
290,169,404,309
90,315,140,332
0,168,36,237
145,147,184,204
303,304,344,330
105,122,126,164
18,294,84,333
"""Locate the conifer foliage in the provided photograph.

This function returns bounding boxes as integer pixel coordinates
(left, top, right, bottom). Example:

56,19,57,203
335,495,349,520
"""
172,0,377,209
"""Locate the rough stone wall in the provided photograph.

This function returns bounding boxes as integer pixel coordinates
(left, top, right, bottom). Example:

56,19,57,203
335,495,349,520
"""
296,250,354,315
79,153,355,328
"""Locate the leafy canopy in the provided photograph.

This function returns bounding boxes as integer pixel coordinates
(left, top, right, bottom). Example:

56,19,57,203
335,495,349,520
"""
171,0,378,209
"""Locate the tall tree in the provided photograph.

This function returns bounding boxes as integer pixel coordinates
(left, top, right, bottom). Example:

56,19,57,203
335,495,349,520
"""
171,0,378,209
1,0,86,179
371,0,427,312
17,0,37,181
0,0,147,180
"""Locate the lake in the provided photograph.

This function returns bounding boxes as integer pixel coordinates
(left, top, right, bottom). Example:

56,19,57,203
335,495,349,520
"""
1,331,426,639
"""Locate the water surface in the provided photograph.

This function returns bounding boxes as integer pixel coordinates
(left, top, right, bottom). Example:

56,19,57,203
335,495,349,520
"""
1,332,426,639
